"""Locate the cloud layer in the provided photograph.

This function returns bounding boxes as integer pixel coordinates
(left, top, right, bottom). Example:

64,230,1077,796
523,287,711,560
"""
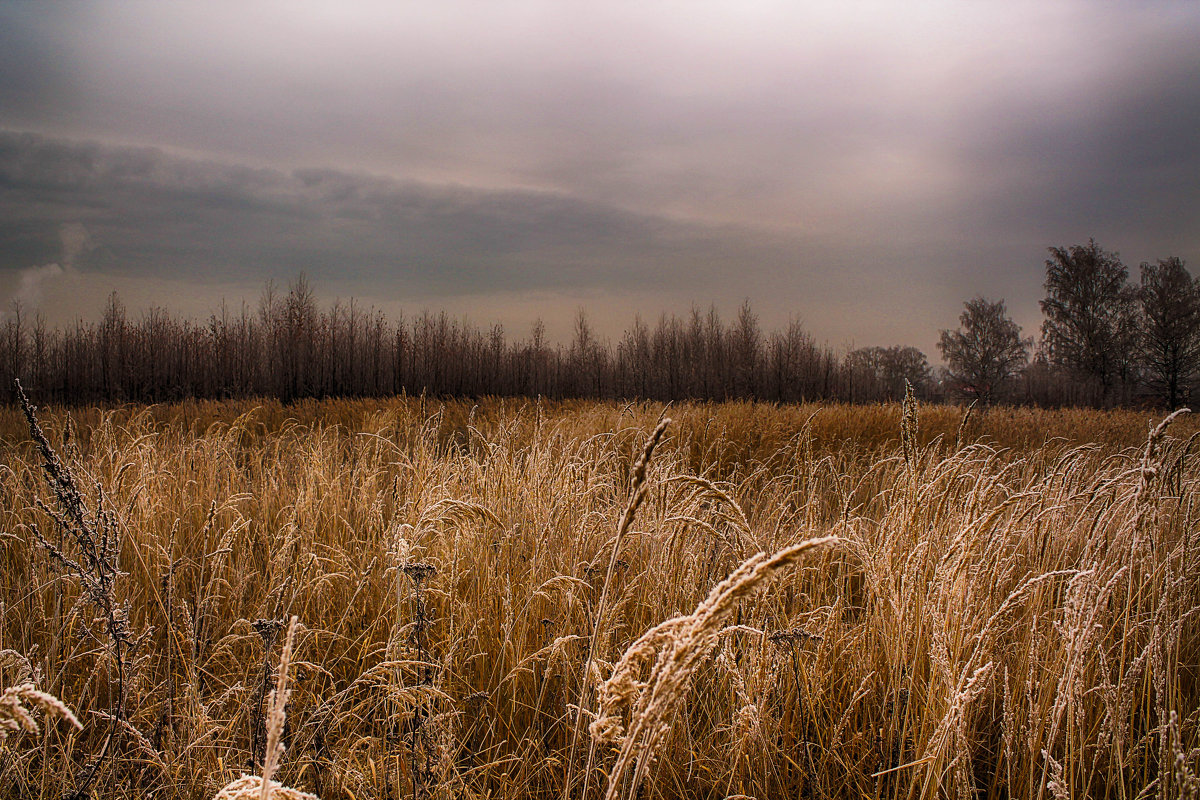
1,1,1198,354
0,131,799,292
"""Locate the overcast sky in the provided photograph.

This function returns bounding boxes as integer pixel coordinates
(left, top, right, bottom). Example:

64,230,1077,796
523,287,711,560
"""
1,1,1197,357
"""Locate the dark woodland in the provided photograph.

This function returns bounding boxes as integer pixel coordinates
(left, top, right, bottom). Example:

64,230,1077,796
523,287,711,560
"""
3,245,1197,408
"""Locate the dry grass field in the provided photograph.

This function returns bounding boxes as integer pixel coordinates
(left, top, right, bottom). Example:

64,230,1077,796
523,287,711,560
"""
2,394,1199,799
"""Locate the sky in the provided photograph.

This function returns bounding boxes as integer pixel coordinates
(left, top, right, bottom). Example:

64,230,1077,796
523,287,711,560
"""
1,1,1198,358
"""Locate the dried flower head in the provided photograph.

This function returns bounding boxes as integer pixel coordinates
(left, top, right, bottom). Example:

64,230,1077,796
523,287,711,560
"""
212,774,317,800
402,562,437,584
0,683,82,744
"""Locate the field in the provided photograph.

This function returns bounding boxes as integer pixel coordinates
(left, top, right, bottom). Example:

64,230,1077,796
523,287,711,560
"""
2,396,1199,799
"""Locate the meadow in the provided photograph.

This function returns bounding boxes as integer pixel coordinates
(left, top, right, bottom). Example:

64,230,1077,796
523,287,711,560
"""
1,394,1198,799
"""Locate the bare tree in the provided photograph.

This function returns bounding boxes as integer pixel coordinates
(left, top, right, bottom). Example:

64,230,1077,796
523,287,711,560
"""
1,302,26,402
730,299,762,398
845,345,931,402
1040,240,1137,405
569,309,606,398
98,291,128,400
767,320,824,402
617,314,652,398
883,346,931,399
938,297,1031,405
1138,257,1200,408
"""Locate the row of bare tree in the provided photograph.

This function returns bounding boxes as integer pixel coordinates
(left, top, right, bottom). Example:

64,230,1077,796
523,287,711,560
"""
2,277,933,406
3,243,1195,407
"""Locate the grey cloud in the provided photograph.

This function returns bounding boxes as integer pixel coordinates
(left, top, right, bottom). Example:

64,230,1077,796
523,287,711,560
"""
2,2,1171,224
0,131,804,296
4,2,1197,238
943,41,1200,257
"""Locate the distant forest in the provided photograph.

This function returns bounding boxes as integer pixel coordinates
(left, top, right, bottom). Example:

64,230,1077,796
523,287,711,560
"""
3,242,1197,408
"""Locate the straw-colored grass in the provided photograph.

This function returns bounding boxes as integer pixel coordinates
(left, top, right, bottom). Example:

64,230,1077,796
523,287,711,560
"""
0,397,1197,799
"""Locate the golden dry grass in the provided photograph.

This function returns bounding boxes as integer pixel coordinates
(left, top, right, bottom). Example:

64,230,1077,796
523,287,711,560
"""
1,397,1198,799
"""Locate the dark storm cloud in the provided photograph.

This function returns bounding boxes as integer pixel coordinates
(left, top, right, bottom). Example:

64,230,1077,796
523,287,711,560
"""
0,130,798,294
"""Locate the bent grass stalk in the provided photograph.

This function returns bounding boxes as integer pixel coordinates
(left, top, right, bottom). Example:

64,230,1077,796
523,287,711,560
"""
591,536,838,800
566,417,671,800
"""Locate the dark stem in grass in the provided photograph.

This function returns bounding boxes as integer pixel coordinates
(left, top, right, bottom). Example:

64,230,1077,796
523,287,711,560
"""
250,617,285,771
16,379,141,798
403,561,437,800
155,561,178,751
191,501,219,703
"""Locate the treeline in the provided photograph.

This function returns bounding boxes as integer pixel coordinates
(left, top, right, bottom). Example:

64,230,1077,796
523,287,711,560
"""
2,277,936,406
3,240,1197,408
